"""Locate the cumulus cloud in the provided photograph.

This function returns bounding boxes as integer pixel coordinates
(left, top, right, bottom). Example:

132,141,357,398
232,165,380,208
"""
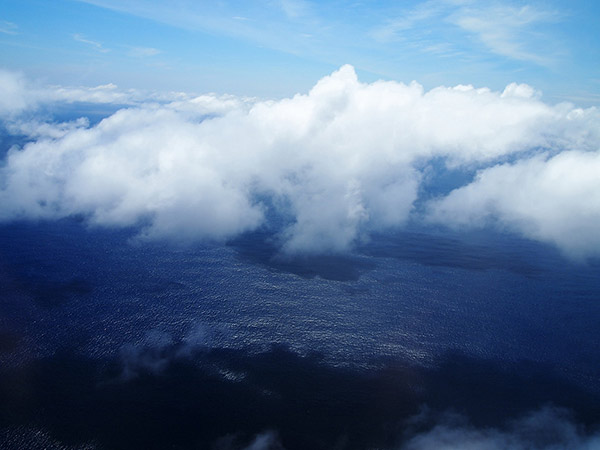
0,66,599,256
0,69,195,120
427,150,600,260
0,70,31,117
401,407,600,450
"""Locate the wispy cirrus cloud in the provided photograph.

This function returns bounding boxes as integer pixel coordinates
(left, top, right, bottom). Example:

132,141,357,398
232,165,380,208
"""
371,1,562,66
127,46,161,58
0,20,19,35
452,4,561,66
73,33,110,53
278,0,312,19
370,0,447,43
73,0,318,46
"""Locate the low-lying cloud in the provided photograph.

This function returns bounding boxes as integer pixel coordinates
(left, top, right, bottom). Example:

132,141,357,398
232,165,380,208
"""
119,325,210,380
1,66,599,257
427,150,600,260
402,406,600,450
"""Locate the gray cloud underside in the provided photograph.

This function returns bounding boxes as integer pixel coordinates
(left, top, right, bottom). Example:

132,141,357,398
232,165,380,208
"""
1,66,599,257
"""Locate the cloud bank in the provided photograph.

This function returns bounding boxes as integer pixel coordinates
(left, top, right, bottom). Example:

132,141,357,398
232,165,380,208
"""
0,69,197,119
0,66,599,258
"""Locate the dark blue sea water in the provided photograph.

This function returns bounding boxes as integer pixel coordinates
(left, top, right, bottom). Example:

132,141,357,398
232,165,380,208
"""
0,218,599,449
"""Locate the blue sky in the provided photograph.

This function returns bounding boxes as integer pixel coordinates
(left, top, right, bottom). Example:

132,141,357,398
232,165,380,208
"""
1,0,599,103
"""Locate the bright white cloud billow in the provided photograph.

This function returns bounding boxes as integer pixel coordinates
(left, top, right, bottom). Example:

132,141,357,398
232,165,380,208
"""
0,66,599,257
427,150,600,260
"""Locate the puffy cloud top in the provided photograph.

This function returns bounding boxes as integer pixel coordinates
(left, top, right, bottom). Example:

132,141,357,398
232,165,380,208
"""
1,66,599,258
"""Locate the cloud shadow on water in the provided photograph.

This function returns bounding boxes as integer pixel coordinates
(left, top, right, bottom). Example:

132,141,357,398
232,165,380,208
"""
228,230,376,282
361,229,549,277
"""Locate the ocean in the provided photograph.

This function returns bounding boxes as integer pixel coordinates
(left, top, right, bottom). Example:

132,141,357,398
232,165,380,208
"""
0,217,599,449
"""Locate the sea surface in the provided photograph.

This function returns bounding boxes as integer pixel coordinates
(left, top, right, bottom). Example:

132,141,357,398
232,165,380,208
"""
0,218,599,449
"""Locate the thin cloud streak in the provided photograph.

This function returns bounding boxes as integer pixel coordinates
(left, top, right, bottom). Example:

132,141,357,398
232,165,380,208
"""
75,0,564,71
73,33,110,53
371,1,562,65
452,4,561,66
127,46,161,58
0,20,19,35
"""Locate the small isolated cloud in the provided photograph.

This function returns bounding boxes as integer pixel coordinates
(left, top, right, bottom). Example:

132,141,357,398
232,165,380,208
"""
0,66,599,258
401,406,600,450
128,46,161,58
49,83,130,104
243,431,285,450
119,325,210,380
73,33,110,53
0,20,19,35
213,430,285,450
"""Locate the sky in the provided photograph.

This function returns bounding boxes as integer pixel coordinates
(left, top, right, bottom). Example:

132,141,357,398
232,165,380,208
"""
1,0,599,104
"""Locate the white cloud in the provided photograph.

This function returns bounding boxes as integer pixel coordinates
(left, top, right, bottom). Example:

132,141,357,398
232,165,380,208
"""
48,83,131,104
452,4,561,66
242,431,284,450
370,0,446,43
119,325,211,380
0,20,19,35
402,407,600,450
7,117,90,139
0,69,196,119
278,0,311,19
73,0,325,62
0,70,31,117
73,33,110,53
371,1,561,65
427,150,600,260
128,46,161,58
0,66,599,257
